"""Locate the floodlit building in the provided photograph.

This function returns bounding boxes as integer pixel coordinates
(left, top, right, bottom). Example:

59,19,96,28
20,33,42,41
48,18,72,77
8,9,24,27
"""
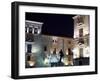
25,20,43,68
73,15,90,65
42,35,74,66
25,15,90,68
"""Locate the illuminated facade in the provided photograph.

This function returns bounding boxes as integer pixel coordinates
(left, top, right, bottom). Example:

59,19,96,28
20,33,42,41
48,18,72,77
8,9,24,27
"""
25,15,90,68
73,15,90,65
42,35,74,66
25,20,43,68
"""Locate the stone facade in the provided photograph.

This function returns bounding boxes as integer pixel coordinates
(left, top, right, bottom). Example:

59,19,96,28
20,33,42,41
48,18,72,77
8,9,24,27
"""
25,15,90,68
73,15,90,65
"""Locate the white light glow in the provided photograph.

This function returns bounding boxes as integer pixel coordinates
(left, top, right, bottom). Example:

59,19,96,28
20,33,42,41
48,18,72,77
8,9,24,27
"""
32,45,40,53
52,36,58,40
65,50,68,55
84,29,89,35
63,58,68,65
38,29,41,34
44,58,50,65
28,61,35,66
83,47,90,57
72,48,77,53
72,48,79,58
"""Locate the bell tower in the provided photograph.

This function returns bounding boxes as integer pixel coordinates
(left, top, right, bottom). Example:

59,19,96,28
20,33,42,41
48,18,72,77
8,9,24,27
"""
73,15,90,65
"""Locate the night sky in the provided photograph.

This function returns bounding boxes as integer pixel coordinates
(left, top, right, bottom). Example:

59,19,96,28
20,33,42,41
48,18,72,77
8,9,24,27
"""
26,12,75,38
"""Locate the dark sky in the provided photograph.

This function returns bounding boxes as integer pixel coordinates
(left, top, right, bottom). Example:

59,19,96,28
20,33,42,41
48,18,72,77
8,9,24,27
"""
26,12,75,38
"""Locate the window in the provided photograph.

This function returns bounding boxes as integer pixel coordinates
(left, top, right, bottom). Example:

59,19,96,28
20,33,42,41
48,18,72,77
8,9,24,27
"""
27,44,32,53
79,28,83,37
87,38,89,46
77,16,84,24
79,38,84,44
29,28,32,33
25,27,27,33
44,46,47,51
52,40,57,44
78,28,84,44
79,48,83,57
68,48,73,55
52,38,58,44
34,28,38,34
68,48,71,55
68,41,71,44
27,55,31,61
